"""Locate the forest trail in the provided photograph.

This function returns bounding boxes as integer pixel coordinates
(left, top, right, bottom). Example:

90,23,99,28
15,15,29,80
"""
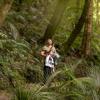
0,0,100,100
0,91,11,100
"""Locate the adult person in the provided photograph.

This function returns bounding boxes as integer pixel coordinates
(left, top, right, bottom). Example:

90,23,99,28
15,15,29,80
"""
40,39,58,83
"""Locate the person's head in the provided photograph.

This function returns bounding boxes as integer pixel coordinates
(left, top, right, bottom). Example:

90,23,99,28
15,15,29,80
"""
46,39,53,46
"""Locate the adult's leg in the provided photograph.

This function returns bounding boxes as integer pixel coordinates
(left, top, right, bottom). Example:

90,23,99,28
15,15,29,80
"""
47,67,52,77
43,66,52,83
43,66,47,83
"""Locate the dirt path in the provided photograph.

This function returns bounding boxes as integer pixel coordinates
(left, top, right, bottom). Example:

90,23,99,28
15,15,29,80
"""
0,91,11,100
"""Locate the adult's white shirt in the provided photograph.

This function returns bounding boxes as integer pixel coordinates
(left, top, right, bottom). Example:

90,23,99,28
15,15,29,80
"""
45,55,54,68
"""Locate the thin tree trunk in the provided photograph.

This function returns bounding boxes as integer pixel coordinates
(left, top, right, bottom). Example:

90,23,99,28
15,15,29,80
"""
0,0,13,27
63,0,89,54
81,0,93,57
41,0,68,43
96,0,99,26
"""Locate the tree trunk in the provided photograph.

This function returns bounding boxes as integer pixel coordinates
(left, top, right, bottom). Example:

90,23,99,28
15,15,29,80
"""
41,0,68,43
96,0,99,26
0,0,13,27
81,0,93,57
63,0,89,54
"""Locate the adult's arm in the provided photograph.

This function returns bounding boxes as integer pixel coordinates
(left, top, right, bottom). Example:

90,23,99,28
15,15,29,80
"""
40,50,46,57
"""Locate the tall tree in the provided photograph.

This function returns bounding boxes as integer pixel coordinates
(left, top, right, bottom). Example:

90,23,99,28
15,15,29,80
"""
41,0,68,42
96,0,99,26
0,0,13,27
63,0,89,54
81,0,93,57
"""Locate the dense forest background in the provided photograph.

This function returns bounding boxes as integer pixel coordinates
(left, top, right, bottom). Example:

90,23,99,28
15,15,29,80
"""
0,0,100,100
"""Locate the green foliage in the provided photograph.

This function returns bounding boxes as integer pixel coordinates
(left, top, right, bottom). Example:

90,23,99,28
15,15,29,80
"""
13,66,99,100
0,32,42,89
0,0,100,100
14,85,60,100
14,87,33,100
